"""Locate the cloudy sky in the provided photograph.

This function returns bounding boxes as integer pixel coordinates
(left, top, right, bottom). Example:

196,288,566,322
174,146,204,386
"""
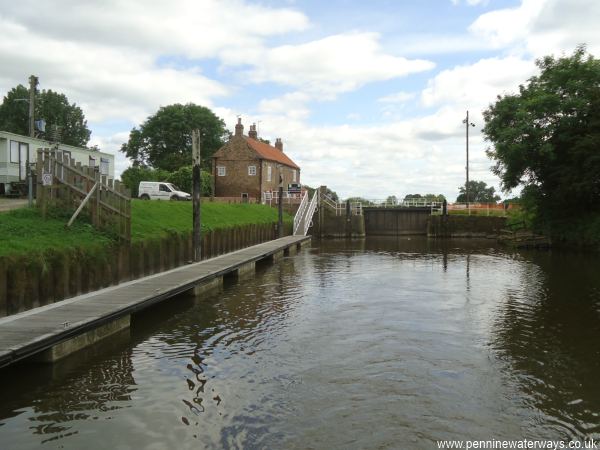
1,0,598,200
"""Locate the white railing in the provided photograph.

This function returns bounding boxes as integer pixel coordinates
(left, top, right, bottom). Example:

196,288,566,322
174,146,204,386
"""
353,198,444,215
303,190,319,235
321,194,362,216
293,191,309,235
262,190,303,206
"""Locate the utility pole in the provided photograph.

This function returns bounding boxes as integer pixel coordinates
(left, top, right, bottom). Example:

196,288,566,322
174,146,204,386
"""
462,110,475,209
27,75,38,207
192,129,202,262
278,166,284,238
28,75,37,138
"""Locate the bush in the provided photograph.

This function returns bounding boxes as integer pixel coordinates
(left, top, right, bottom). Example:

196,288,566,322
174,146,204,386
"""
166,166,213,196
121,166,171,197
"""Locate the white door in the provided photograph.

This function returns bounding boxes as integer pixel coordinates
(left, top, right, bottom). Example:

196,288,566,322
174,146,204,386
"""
19,143,29,181
158,183,172,200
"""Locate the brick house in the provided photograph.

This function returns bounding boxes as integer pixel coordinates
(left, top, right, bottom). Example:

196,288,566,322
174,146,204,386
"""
212,119,300,202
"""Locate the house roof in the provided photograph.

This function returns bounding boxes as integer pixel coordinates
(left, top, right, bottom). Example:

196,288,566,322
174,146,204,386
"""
244,137,300,169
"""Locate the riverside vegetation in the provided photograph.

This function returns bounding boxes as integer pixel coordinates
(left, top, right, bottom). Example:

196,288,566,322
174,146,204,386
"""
0,201,292,260
0,201,293,315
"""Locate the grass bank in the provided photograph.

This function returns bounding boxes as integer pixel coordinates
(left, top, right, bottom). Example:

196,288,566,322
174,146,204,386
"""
131,200,291,242
0,202,292,258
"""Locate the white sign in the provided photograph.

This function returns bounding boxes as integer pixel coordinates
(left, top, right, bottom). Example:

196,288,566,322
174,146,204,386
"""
42,173,53,186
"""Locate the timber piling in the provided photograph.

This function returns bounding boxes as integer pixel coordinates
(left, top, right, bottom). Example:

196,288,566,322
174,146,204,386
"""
0,235,310,368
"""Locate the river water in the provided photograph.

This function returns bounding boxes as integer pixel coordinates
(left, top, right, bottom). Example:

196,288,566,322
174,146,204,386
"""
1,237,600,449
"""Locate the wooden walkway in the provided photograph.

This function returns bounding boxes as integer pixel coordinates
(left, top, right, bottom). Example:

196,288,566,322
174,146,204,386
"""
0,235,310,368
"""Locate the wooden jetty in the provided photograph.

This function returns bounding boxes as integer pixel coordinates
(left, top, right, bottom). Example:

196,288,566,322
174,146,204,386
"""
0,235,311,368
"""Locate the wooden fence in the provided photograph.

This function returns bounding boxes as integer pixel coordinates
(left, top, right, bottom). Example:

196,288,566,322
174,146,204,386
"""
36,149,131,241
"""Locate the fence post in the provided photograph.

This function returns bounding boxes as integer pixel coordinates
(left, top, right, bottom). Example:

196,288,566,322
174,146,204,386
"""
94,170,101,227
37,149,45,217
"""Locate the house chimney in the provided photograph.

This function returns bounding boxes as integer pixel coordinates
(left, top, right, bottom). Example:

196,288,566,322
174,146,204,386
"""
235,117,243,137
275,138,283,151
249,123,258,139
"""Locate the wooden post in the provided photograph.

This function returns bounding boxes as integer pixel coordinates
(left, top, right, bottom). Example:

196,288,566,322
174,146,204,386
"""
94,169,101,227
192,129,202,262
278,169,283,238
37,149,44,216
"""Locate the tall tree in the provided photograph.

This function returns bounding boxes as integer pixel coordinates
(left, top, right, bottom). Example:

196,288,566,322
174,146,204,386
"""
0,85,91,147
456,180,500,203
483,46,600,215
403,193,446,202
121,103,228,172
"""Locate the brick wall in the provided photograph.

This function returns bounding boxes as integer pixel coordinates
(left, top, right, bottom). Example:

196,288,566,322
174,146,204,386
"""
214,136,261,199
260,160,300,193
214,135,301,200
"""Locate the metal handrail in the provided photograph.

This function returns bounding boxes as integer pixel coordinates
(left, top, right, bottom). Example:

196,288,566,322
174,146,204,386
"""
293,191,309,235
303,190,319,235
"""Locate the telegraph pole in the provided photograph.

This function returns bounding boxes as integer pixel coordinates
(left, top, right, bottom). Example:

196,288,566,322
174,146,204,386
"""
192,129,202,262
462,110,475,208
27,75,38,207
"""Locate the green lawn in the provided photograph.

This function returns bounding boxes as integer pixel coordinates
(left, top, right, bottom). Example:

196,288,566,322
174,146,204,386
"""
0,208,114,258
0,201,292,257
131,200,292,241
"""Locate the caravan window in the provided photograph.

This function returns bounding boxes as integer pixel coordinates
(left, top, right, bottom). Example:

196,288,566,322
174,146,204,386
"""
100,157,109,175
10,141,19,163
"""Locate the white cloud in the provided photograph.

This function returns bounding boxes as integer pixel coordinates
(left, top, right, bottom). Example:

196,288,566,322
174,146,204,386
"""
469,0,600,56
1,0,309,60
252,107,501,200
451,0,489,5
421,56,536,110
378,91,416,103
235,32,435,97
258,92,312,121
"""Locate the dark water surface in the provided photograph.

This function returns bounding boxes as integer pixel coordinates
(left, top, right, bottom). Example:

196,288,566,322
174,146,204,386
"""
1,238,600,449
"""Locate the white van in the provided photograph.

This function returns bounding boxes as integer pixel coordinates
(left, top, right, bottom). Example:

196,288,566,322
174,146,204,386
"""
138,181,191,201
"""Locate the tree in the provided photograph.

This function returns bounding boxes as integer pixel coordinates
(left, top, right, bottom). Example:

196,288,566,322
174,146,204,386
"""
483,46,600,216
345,197,374,206
166,166,213,196
37,90,91,147
456,180,500,203
120,166,170,197
0,85,91,147
403,193,446,203
121,103,228,172
385,195,398,205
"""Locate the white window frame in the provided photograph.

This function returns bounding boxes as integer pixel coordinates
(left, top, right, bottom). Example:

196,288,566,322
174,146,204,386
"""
267,165,272,182
217,166,226,176
292,169,297,182
248,165,256,176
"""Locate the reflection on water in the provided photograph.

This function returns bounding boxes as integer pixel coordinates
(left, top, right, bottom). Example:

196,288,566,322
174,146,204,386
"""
0,237,599,449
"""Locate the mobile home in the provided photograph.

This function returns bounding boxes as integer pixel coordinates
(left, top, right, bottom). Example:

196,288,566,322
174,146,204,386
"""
0,130,115,195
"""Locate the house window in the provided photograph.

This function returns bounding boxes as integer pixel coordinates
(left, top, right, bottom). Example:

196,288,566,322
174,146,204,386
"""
100,157,110,176
217,166,226,176
292,169,297,182
248,165,256,176
267,165,272,182
89,156,96,167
